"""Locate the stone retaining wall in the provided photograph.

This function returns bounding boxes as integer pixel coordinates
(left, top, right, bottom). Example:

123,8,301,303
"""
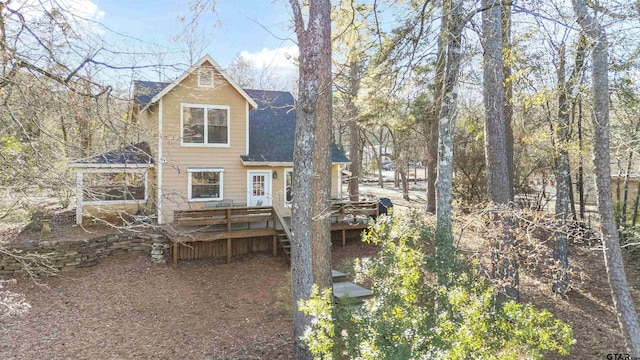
0,233,171,277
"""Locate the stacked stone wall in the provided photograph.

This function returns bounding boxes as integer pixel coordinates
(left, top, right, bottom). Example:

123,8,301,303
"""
0,233,170,277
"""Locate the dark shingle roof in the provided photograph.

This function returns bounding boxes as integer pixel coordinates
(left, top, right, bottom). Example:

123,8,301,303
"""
132,81,349,164
134,80,169,109
73,142,154,165
241,89,349,163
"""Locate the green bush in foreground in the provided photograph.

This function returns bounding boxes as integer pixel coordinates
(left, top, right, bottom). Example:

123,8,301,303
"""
300,213,574,359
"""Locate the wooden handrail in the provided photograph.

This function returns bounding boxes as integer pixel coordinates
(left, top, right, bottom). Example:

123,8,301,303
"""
272,207,293,241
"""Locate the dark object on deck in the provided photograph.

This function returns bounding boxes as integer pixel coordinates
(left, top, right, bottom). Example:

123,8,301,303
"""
377,198,393,219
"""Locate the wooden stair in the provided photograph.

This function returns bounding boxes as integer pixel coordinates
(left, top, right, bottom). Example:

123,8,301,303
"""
276,229,291,260
332,269,373,304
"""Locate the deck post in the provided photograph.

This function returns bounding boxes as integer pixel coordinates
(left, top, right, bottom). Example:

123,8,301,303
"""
273,235,278,256
272,209,277,256
173,242,178,268
342,229,346,247
226,208,232,263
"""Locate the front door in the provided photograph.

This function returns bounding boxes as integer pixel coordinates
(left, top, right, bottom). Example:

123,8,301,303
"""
247,170,272,206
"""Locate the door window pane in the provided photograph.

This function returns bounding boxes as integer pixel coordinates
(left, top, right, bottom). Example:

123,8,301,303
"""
253,175,265,196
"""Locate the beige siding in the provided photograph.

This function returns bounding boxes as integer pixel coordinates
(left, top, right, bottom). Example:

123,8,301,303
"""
136,60,344,224
257,164,342,218
136,105,159,154
152,62,250,223
331,165,341,199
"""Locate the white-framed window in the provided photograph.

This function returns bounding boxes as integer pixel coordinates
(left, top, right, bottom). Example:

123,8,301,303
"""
198,67,214,88
188,168,223,201
284,168,293,208
82,169,148,205
181,103,230,147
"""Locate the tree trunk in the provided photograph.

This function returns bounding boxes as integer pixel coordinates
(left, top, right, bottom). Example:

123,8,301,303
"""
483,1,510,206
571,0,640,354
552,44,571,297
621,122,640,226
427,0,448,213
311,0,333,295
577,97,586,220
400,157,409,201
348,59,361,201
0,2,7,76
502,2,514,200
435,0,464,282
288,1,332,358
632,169,640,227
378,128,384,188
622,151,634,226
482,0,518,301
569,34,587,221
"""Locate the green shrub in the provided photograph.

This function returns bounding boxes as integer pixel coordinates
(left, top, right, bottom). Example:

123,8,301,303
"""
300,213,574,359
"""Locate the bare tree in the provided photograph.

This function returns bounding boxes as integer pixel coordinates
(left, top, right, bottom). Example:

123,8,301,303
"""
570,0,640,354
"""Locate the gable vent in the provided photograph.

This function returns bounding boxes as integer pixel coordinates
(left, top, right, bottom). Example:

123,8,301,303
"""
198,67,214,88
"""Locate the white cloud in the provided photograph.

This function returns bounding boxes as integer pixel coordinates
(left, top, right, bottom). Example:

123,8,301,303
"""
62,0,105,21
16,0,105,20
239,46,299,71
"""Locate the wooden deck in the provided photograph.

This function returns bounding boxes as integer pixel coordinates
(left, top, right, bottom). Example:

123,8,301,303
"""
169,201,378,266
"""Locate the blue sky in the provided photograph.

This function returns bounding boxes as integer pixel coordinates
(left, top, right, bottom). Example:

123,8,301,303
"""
91,0,299,82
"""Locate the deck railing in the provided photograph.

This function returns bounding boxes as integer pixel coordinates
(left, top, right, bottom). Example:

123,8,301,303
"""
170,201,379,266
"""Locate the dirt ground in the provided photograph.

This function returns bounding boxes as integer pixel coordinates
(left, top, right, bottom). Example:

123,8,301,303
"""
0,242,377,360
1,182,640,359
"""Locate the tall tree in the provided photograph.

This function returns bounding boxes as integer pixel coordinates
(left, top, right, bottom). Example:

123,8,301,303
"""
570,0,640,354
427,0,448,214
435,0,465,280
482,0,518,301
552,43,571,297
347,60,361,201
332,1,374,202
501,2,514,200
288,0,332,358
552,32,586,296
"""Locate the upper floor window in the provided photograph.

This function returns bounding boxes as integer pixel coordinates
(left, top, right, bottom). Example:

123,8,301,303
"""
198,67,214,88
181,104,230,147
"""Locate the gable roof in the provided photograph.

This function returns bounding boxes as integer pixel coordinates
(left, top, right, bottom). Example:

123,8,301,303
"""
134,80,170,110
70,142,154,168
136,54,258,112
241,89,350,164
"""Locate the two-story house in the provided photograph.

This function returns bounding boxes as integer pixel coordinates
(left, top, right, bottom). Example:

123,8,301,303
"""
71,54,349,225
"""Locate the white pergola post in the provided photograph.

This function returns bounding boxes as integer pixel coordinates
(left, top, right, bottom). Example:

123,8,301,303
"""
76,171,83,225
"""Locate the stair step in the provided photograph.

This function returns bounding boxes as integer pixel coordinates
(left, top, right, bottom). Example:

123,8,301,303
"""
333,281,372,304
332,270,349,282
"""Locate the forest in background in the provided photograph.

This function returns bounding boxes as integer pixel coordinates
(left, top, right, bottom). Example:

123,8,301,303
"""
2,0,640,357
